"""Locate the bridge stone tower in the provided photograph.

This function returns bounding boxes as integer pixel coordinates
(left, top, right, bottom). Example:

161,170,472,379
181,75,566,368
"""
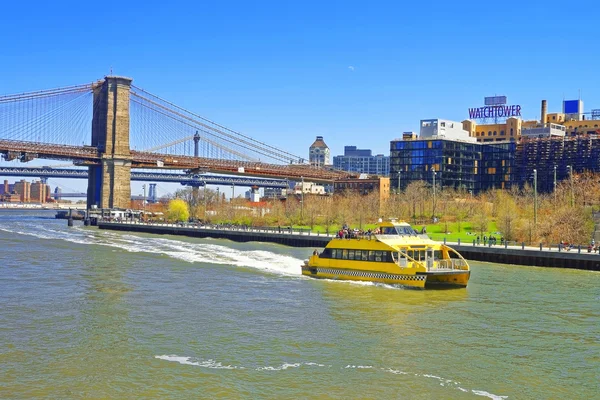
87,76,133,210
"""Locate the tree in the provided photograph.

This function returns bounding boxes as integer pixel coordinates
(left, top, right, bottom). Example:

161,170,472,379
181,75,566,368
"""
319,196,338,234
496,192,517,241
471,208,489,238
167,198,190,222
538,205,593,245
303,194,322,230
404,181,428,224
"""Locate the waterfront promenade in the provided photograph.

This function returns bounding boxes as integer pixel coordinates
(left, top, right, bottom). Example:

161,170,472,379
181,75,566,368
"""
0,203,86,210
96,220,600,271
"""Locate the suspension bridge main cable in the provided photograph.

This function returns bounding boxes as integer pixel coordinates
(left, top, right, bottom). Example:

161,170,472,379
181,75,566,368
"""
131,85,306,163
0,83,95,104
129,93,292,164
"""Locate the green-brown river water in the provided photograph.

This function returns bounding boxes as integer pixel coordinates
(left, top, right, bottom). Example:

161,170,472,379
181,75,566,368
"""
0,210,598,399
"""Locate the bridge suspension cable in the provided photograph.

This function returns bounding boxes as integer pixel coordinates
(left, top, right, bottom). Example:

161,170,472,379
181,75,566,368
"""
0,83,94,104
141,134,258,162
130,85,306,164
0,81,95,147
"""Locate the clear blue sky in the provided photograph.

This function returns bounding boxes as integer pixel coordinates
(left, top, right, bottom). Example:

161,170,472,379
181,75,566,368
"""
1,0,599,195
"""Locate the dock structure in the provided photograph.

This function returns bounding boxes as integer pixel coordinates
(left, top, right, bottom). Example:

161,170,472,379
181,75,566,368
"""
95,221,600,272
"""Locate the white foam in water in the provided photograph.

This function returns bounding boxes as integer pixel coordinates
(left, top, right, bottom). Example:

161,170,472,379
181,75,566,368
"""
97,233,304,276
0,223,414,287
154,355,507,398
383,368,408,375
0,221,305,277
257,363,302,371
471,390,508,400
154,355,242,369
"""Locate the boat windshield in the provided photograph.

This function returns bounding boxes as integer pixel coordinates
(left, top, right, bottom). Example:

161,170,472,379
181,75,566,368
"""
381,225,418,235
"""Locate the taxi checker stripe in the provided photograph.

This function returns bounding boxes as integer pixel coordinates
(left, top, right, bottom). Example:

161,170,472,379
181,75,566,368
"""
315,268,426,281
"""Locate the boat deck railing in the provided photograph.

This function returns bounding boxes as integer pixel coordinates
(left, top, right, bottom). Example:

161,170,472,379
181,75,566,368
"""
429,258,469,271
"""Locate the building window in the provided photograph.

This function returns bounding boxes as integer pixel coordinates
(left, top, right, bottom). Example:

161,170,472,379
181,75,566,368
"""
500,130,505,135
510,128,514,136
493,131,497,136
488,131,492,136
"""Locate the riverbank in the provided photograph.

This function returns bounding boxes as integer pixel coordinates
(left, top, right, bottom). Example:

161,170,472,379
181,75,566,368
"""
96,221,600,271
0,203,86,210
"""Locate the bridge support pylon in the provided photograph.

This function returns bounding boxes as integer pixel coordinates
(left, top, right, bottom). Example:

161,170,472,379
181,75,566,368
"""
87,76,133,210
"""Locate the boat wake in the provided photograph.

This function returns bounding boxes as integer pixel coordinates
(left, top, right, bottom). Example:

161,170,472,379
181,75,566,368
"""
0,223,303,277
155,355,507,399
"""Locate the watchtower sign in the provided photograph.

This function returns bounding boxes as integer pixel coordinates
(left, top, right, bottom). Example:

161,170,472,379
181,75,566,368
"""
468,96,521,122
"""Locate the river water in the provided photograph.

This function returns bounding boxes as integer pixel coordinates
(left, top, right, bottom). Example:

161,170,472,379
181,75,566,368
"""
0,210,598,399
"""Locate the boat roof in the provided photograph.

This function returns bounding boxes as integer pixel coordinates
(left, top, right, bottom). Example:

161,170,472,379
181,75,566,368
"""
378,220,411,227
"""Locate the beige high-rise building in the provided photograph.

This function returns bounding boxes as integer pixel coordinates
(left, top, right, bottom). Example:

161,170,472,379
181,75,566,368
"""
31,181,48,203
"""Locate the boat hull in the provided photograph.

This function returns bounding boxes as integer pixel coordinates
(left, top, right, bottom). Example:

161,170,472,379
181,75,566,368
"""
301,265,427,288
301,266,470,289
420,271,470,289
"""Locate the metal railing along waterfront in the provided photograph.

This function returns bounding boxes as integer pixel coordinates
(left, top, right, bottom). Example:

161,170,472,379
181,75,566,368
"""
97,220,600,256
99,219,336,237
444,237,600,255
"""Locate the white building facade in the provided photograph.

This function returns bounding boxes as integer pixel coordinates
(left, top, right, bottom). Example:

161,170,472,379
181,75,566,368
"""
420,119,476,143
309,136,331,166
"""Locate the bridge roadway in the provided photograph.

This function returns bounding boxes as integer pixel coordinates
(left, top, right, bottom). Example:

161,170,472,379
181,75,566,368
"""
0,166,289,188
95,220,600,272
0,139,349,183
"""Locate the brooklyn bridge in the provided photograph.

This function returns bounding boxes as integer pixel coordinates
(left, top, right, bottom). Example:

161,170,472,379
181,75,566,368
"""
0,76,350,208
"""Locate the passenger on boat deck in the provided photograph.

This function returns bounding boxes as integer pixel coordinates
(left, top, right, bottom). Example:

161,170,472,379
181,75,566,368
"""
313,249,319,256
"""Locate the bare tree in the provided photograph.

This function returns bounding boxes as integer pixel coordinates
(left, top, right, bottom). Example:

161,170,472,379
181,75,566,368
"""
496,192,517,241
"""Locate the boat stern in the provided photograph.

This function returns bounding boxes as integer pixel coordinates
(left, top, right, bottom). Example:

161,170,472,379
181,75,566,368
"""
422,270,470,289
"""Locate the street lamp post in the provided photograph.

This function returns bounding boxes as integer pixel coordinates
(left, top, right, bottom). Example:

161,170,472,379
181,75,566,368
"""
432,169,436,219
553,165,557,203
300,176,304,221
397,171,401,194
568,165,574,207
231,183,235,201
142,184,146,217
203,180,207,221
533,169,537,225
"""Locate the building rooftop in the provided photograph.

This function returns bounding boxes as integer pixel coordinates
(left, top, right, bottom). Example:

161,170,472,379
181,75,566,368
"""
310,136,329,148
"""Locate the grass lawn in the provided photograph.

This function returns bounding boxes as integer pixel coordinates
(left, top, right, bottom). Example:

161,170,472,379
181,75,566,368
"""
417,221,500,242
294,221,501,243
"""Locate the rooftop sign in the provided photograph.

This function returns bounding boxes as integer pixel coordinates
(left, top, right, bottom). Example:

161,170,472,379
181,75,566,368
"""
469,105,521,120
484,96,507,106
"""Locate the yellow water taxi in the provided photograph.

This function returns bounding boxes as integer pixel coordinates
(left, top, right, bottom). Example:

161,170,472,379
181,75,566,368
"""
302,220,470,289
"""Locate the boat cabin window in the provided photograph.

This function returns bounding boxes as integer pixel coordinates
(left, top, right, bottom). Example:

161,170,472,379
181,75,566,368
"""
382,227,397,235
406,249,427,261
380,225,418,235
400,226,418,235
328,248,393,263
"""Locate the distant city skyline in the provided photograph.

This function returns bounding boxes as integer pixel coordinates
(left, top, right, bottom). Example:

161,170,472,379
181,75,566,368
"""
1,1,598,194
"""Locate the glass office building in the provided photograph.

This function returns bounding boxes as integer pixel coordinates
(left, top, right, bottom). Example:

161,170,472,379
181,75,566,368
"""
516,136,600,192
390,139,515,194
